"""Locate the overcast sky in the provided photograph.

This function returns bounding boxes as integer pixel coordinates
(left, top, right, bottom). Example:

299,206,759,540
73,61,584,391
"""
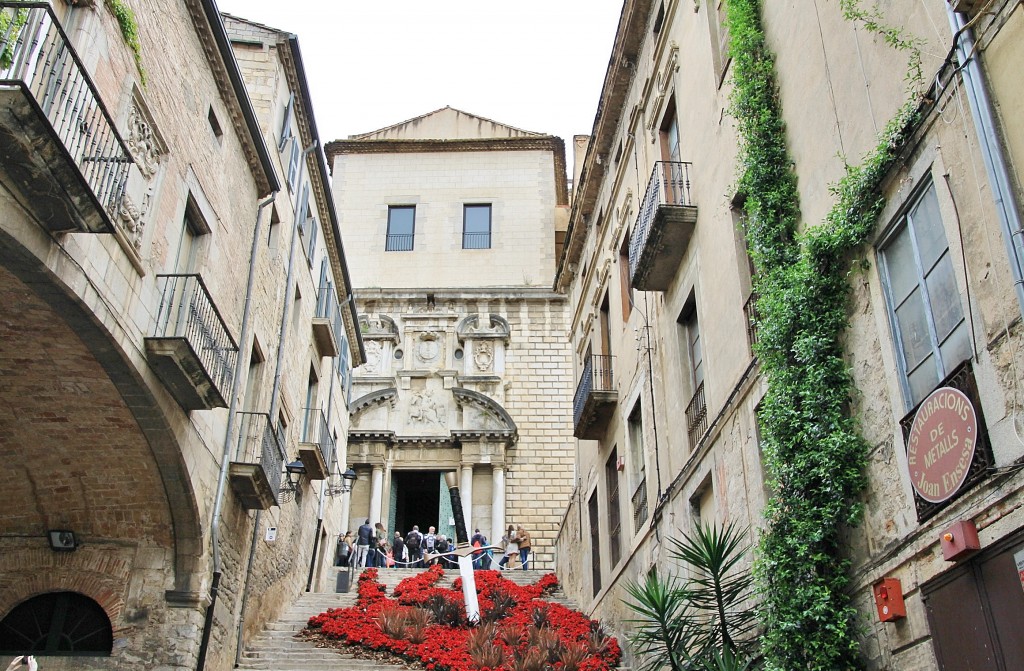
215,1,623,165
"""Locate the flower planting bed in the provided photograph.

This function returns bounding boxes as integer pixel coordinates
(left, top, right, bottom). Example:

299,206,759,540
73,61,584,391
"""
303,565,620,671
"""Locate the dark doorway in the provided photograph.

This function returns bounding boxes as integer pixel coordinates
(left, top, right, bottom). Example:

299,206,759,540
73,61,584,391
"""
923,536,1024,670
0,592,113,655
393,470,441,535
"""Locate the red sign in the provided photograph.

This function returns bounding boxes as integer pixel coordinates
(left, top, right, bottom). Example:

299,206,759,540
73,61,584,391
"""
906,387,978,503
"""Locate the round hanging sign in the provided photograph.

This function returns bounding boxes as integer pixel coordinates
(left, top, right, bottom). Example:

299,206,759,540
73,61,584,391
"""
906,386,978,504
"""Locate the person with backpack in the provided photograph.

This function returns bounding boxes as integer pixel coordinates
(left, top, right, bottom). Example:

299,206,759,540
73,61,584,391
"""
335,531,353,567
470,528,486,570
405,525,423,568
435,535,451,567
424,525,437,559
354,519,373,567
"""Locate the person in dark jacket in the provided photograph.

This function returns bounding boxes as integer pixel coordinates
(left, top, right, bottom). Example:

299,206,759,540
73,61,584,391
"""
405,525,423,568
391,531,406,568
354,519,372,567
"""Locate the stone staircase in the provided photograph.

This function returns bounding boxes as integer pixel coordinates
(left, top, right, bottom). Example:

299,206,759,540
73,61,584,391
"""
236,567,577,670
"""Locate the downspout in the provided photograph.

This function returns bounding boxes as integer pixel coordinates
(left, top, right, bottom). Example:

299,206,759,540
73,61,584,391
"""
234,141,319,667
306,367,336,591
947,8,1024,317
196,192,277,671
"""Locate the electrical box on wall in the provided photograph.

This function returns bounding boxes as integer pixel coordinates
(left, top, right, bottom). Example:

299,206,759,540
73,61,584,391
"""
940,519,981,561
873,578,906,622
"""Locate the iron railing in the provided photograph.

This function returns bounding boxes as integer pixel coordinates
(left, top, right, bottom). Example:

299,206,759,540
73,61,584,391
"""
572,354,615,428
385,233,414,251
0,3,133,216
152,274,237,396
301,407,333,470
686,380,708,447
628,161,693,279
235,411,284,496
743,292,759,354
315,284,343,347
462,231,491,249
632,479,649,533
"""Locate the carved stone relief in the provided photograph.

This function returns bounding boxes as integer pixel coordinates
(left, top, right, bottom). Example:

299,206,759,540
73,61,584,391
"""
474,341,494,372
415,331,444,368
362,341,383,373
409,389,447,428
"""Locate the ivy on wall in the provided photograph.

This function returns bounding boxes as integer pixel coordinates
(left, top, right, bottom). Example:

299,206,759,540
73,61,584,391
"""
724,0,923,668
104,0,144,84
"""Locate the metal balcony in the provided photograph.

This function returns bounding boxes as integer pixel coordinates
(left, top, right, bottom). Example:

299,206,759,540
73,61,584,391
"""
145,274,237,410
385,233,414,251
298,407,332,480
0,3,133,234
312,284,342,357
572,354,616,439
229,412,285,510
629,161,697,291
686,381,708,447
743,292,759,355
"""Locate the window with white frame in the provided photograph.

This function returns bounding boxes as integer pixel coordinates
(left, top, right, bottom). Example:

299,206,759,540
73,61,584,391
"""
878,180,971,408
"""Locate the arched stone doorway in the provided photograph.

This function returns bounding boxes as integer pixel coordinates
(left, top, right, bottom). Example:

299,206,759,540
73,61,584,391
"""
0,592,112,655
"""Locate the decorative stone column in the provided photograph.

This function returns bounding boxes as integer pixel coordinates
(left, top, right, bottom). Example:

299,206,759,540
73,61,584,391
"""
491,465,505,542
369,465,384,524
460,463,473,535
340,487,352,536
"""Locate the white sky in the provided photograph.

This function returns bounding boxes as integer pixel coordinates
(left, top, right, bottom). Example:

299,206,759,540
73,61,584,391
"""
216,1,624,167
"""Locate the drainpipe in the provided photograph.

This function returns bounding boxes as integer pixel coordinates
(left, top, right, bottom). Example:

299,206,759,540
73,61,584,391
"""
306,368,336,592
946,8,1024,317
234,141,319,667
196,191,277,671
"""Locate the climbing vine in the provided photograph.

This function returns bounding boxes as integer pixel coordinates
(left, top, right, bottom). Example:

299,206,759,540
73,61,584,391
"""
725,0,924,668
104,0,145,84
0,8,28,69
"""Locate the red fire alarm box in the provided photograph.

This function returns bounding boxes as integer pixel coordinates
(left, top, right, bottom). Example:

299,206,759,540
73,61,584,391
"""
873,578,906,622
940,519,981,561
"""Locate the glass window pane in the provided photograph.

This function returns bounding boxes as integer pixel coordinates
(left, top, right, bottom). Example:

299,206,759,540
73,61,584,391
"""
883,228,918,304
908,354,939,406
388,207,414,235
464,205,491,234
925,253,964,341
939,323,972,374
910,183,946,271
895,287,932,370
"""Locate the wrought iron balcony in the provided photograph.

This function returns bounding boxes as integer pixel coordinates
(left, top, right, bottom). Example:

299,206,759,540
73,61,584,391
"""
145,274,237,410
686,381,708,447
629,161,697,291
0,2,133,233
462,231,491,249
229,412,285,510
572,354,616,439
312,284,342,357
385,233,414,251
631,479,648,533
743,292,759,355
298,407,332,480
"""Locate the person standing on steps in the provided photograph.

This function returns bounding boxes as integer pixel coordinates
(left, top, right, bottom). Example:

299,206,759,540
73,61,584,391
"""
355,519,372,567
497,524,518,570
335,531,353,567
514,524,531,570
405,525,423,568
392,531,405,568
424,525,437,563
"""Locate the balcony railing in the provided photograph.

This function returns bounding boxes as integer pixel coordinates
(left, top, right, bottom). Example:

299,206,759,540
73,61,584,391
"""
229,412,285,509
743,292,759,354
385,233,414,251
686,380,708,447
462,231,491,249
632,479,649,533
573,354,616,439
312,284,343,357
146,274,237,410
298,407,331,480
0,3,133,233
628,161,697,291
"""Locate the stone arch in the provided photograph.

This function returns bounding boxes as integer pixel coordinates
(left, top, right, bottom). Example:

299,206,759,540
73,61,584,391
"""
453,387,518,441
0,229,203,594
0,559,127,628
456,313,511,344
350,387,398,415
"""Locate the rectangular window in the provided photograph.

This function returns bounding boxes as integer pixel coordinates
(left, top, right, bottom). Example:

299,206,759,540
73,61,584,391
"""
879,181,971,408
278,93,294,151
286,140,301,192
679,298,708,446
605,448,622,566
708,0,731,85
386,206,415,251
628,401,649,531
588,491,602,596
463,204,491,249
619,234,633,320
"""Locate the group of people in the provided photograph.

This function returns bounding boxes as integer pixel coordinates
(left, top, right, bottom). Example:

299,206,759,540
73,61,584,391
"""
334,520,532,570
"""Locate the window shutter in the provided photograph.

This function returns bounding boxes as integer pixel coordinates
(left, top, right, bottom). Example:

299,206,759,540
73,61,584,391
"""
278,93,294,151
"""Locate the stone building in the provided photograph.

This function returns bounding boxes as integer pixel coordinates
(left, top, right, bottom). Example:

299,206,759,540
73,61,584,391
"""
0,2,361,669
555,0,1024,669
326,107,576,568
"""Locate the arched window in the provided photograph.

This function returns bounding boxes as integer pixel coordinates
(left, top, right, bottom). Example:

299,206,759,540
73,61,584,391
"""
0,592,112,655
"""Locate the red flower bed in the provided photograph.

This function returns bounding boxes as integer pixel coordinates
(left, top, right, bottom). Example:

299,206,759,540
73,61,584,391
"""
305,568,620,671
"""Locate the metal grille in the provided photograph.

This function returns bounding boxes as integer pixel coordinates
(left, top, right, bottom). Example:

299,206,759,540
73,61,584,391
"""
0,3,133,215
385,233,414,251
235,412,285,497
686,381,708,446
632,479,648,533
898,360,994,522
629,161,693,279
462,231,491,249
605,451,622,566
743,292,759,353
301,407,333,470
588,492,602,596
572,354,615,428
316,284,343,346
153,274,238,395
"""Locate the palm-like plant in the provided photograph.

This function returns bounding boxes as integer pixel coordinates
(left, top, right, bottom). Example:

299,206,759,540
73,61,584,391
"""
624,523,757,671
